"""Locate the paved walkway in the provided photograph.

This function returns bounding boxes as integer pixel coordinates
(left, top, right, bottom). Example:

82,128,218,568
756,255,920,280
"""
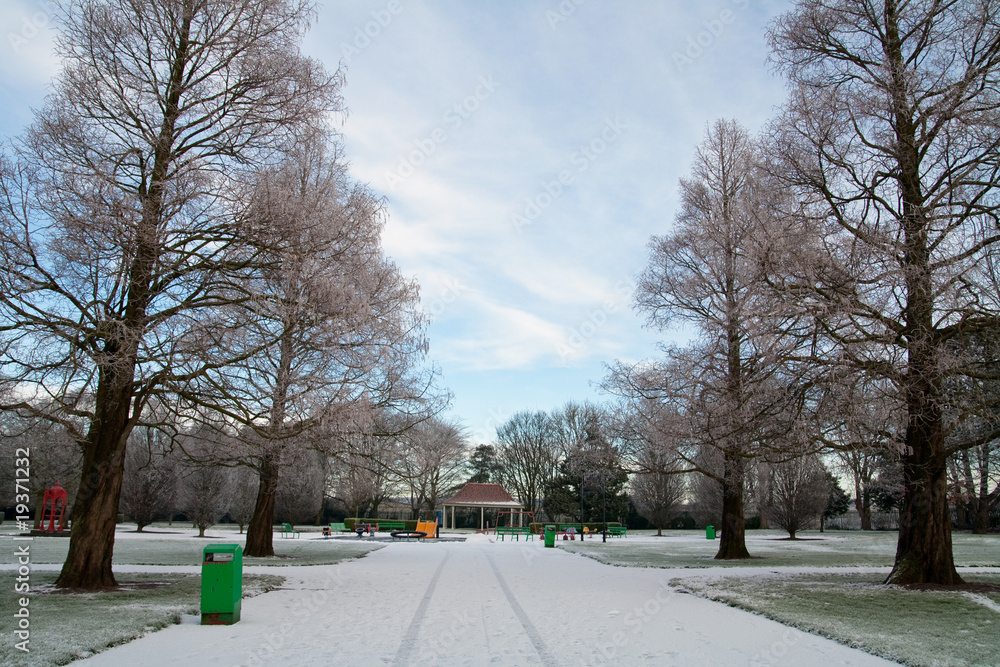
80,536,896,666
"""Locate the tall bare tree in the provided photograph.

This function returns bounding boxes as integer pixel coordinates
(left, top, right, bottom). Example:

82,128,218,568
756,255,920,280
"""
119,427,177,532
630,447,687,536
495,411,561,516
769,0,1000,584
399,418,467,519
760,452,831,539
613,120,817,559
176,128,431,556
0,0,339,589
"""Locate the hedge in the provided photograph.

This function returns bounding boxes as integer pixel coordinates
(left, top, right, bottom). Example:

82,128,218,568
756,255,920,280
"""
343,518,418,531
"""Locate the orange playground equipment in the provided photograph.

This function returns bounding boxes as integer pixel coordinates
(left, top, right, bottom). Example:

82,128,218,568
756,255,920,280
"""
415,519,438,538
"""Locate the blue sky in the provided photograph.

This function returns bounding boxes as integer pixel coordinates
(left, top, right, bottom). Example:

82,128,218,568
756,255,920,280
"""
1,0,792,444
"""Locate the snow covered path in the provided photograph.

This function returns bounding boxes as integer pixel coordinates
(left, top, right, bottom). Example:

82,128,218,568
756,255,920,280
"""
78,535,897,666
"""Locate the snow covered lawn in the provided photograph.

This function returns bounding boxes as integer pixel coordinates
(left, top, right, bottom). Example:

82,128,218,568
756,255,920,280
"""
678,572,1000,667
0,571,283,667
561,530,1000,569
0,524,384,567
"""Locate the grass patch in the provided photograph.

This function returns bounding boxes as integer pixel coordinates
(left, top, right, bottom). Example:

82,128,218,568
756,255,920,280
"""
560,530,1000,569
677,572,1000,666
0,572,283,667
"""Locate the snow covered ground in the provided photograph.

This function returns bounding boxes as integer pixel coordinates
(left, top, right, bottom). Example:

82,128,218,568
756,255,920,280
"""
73,534,898,666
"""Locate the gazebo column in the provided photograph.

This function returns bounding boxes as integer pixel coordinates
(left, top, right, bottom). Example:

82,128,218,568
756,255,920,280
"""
480,506,484,530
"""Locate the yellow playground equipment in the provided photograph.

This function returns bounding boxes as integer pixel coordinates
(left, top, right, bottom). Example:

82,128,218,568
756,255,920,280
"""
415,519,438,538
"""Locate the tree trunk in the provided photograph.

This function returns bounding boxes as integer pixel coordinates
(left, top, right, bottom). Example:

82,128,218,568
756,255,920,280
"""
55,366,134,589
55,8,192,589
715,451,750,559
854,480,872,530
198,524,206,537
882,0,962,587
244,454,279,557
971,505,990,535
657,525,662,537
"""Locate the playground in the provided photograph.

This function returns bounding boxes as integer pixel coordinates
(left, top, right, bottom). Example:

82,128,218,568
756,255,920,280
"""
3,524,999,665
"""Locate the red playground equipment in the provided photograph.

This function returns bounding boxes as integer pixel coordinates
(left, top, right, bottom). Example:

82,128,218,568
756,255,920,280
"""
41,483,68,531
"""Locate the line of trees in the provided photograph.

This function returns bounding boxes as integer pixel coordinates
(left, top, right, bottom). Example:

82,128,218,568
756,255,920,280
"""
608,1,1000,585
0,0,438,589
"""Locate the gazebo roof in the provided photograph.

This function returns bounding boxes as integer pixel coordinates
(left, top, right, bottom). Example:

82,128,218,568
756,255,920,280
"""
443,483,521,508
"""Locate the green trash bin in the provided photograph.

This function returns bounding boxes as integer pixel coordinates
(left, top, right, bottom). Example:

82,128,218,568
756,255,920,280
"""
544,525,556,548
201,544,243,625
706,525,716,540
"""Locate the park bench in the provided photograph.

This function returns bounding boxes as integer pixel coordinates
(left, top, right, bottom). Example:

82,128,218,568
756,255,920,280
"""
496,526,532,541
279,523,300,538
606,526,627,538
376,521,405,532
323,522,350,536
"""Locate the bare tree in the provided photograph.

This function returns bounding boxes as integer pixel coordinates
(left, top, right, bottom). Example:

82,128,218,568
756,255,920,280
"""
610,120,817,559
274,447,324,524
950,443,1000,534
179,463,231,538
327,432,398,519
178,128,432,556
827,377,903,531
495,411,561,516
0,408,82,528
631,448,687,536
769,0,1000,584
761,453,831,539
399,418,467,519
227,466,258,534
119,427,177,532
0,0,340,589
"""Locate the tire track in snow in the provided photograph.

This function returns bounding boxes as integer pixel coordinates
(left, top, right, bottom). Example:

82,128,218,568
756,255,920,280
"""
486,553,557,666
392,551,450,666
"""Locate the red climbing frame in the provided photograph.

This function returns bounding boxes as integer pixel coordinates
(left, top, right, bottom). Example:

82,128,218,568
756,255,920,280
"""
41,483,68,531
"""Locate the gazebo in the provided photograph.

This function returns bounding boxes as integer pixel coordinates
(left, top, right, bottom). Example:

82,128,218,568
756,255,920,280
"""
442,483,522,530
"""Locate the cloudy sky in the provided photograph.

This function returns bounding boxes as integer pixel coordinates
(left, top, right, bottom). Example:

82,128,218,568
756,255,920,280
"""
1,0,793,442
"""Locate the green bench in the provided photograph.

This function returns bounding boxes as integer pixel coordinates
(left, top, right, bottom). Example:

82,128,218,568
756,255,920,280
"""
323,522,349,536
606,526,627,538
279,523,300,538
496,526,532,541
376,521,405,532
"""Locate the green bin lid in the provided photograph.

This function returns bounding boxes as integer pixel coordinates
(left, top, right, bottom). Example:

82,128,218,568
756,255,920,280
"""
203,544,242,554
